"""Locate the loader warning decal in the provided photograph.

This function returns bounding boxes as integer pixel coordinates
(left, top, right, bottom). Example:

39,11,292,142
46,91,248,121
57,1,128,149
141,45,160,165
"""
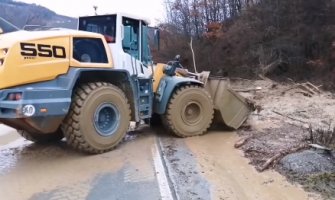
20,43,66,59
22,105,36,117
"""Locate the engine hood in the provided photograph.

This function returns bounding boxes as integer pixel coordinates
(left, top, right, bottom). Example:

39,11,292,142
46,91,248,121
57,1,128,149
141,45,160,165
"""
0,29,101,49
0,28,113,90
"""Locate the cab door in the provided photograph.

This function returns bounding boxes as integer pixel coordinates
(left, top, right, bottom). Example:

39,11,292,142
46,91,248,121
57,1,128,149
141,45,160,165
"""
122,17,152,78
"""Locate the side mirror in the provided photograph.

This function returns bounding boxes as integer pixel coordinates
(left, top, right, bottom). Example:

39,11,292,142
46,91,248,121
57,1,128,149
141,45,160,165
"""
0,28,3,34
154,28,160,51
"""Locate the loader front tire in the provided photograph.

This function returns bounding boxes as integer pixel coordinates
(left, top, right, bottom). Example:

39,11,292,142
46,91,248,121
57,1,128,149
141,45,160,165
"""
62,82,131,154
163,85,214,137
17,129,64,143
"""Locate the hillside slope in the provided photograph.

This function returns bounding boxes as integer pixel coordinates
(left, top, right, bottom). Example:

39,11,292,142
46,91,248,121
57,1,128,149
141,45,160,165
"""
0,0,77,29
158,0,335,87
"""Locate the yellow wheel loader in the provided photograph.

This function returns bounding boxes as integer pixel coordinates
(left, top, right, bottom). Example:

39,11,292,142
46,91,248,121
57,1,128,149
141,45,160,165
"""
0,15,251,154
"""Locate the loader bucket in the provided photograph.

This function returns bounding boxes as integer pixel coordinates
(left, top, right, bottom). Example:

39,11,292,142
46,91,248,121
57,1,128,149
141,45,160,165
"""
205,77,251,129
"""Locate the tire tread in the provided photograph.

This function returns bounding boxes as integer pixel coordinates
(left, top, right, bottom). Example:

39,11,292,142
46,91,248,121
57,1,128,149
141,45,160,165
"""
164,85,214,137
62,82,130,154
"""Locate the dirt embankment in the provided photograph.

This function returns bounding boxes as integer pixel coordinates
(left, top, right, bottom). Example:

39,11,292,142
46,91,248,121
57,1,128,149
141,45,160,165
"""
233,79,335,199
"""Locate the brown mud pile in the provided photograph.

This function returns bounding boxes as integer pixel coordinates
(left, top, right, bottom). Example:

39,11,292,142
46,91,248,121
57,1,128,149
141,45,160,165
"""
234,79,335,199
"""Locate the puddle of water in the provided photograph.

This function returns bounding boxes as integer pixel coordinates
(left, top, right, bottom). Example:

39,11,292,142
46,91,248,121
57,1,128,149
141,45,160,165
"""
0,127,158,200
122,127,157,183
185,131,321,200
0,138,34,177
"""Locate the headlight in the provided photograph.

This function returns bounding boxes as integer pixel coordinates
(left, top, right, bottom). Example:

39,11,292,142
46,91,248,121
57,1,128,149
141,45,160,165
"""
6,92,23,101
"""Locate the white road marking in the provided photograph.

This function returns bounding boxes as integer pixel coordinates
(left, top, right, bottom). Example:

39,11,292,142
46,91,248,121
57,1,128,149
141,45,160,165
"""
152,141,174,200
0,138,29,151
0,124,15,137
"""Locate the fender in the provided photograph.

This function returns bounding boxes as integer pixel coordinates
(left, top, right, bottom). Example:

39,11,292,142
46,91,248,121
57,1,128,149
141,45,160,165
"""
0,67,133,133
153,76,203,114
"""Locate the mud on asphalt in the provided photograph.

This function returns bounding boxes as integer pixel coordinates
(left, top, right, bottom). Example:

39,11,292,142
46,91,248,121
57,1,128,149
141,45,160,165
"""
1,79,334,199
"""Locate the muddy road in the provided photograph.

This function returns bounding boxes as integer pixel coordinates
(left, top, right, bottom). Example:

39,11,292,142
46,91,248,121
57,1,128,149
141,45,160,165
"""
0,124,319,200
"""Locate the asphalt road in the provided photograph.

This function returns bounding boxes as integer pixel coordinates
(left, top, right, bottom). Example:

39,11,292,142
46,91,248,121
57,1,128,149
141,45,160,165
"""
0,124,318,200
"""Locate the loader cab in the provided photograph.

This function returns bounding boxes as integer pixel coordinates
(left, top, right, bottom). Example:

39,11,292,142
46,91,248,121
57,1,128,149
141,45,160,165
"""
79,14,153,77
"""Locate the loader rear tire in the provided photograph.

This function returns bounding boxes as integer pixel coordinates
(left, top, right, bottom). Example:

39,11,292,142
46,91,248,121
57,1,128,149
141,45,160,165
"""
62,82,131,154
17,129,64,143
163,85,214,137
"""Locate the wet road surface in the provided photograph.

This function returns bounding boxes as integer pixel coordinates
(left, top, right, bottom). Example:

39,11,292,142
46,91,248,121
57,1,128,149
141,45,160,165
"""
0,125,319,200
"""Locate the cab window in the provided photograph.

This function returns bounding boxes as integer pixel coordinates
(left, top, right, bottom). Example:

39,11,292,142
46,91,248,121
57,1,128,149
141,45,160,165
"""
79,15,116,43
122,17,140,59
73,38,108,63
141,24,152,66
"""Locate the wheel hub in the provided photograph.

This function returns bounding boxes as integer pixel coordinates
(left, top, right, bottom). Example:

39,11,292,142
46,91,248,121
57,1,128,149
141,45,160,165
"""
94,103,120,137
182,102,202,125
